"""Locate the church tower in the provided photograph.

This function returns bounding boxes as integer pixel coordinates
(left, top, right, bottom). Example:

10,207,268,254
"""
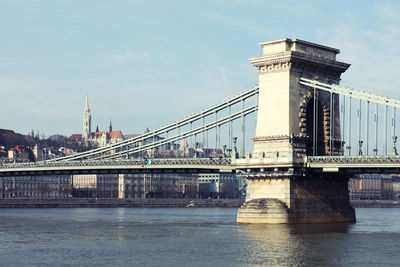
82,94,92,142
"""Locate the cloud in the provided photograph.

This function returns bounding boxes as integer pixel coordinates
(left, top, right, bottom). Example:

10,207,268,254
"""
113,50,151,63
375,1,399,20
314,11,400,98
0,76,43,93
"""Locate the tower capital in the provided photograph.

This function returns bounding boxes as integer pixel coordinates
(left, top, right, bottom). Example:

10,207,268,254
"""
249,38,349,80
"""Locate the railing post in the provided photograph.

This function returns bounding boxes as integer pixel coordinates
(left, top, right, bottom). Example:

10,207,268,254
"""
329,91,333,155
313,87,317,156
215,111,218,153
228,105,232,153
384,105,388,155
218,125,221,155
206,129,208,154
341,95,346,154
357,98,362,155
374,102,378,155
242,99,245,158
202,117,205,150
347,96,352,155
365,101,370,155
166,131,169,152
190,122,193,155
393,107,398,155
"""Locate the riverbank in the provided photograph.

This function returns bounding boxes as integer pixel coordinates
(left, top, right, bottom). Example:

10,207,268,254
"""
1,198,398,208
0,198,244,208
350,200,400,208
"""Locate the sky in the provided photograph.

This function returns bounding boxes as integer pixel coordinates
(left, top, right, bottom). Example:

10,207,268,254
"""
1,0,400,137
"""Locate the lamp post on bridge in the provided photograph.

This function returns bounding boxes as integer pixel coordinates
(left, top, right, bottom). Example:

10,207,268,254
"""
223,145,227,158
233,137,238,158
226,148,232,158
126,145,130,159
392,107,397,155
392,136,398,155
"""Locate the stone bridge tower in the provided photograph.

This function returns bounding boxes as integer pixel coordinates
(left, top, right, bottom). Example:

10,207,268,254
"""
236,39,355,224
251,38,349,161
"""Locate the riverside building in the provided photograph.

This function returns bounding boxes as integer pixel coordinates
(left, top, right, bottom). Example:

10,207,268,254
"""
0,175,72,199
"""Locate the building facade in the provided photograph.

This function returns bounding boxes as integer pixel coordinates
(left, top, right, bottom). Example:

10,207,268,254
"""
197,173,239,199
349,174,393,200
73,174,118,198
118,173,198,199
0,175,72,199
8,145,30,162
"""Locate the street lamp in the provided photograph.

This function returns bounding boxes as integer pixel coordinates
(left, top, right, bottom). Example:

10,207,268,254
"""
233,137,238,158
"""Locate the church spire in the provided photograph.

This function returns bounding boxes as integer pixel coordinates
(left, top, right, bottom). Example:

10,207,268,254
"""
82,93,92,142
109,121,113,132
84,93,90,112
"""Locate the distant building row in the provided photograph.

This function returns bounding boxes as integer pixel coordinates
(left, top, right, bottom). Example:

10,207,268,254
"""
5,172,400,201
0,172,244,200
349,174,400,200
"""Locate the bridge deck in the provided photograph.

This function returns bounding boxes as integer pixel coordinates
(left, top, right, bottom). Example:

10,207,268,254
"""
308,156,400,173
0,158,234,176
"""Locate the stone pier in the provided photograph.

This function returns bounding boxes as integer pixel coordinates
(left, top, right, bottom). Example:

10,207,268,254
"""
236,38,355,224
237,174,355,224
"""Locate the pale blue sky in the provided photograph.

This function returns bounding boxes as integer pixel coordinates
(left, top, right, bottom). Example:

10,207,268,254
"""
1,0,400,137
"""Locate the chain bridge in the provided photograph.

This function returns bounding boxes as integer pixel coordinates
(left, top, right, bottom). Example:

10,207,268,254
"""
2,38,400,224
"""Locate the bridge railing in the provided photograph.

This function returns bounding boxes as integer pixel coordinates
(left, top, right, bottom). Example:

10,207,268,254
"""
308,155,400,164
0,158,232,170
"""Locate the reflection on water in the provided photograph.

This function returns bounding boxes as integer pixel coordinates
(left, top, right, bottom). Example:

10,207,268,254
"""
0,208,399,266
239,223,352,266
239,224,299,266
289,223,351,234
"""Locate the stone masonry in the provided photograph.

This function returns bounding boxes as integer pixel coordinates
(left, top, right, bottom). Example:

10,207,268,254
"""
236,38,355,224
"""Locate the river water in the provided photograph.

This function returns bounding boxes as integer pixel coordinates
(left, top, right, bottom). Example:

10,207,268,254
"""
0,208,399,266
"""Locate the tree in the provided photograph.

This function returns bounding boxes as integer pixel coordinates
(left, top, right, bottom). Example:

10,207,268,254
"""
47,134,67,147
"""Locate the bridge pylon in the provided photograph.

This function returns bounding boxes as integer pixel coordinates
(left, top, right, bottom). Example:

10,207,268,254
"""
236,38,355,224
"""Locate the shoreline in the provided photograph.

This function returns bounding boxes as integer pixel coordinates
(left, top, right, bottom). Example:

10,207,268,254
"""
0,198,244,208
350,200,400,208
0,199,399,208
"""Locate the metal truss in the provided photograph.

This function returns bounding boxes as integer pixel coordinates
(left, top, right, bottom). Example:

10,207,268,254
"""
99,105,257,160
50,85,259,162
300,78,400,157
300,78,400,108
